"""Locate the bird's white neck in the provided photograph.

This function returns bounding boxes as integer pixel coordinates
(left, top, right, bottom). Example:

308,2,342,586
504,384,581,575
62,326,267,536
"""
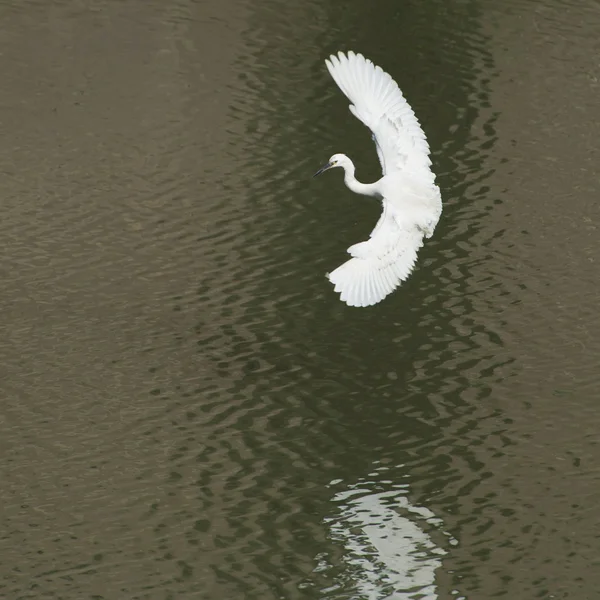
341,161,379,197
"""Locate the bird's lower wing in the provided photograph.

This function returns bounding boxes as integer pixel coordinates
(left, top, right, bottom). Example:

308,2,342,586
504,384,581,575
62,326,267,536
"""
327,202,425,307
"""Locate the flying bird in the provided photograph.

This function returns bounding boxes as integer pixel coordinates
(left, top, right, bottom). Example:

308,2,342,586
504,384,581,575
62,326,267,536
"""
314,51,442,307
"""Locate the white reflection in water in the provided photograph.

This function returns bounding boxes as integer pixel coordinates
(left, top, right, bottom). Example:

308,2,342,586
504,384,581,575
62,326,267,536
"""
317,467,456,599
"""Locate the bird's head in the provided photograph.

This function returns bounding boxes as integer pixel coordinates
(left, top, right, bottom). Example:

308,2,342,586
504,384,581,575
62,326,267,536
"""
313,153,350,177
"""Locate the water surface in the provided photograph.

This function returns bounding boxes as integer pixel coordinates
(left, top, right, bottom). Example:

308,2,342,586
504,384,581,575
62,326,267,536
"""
1,0,599,598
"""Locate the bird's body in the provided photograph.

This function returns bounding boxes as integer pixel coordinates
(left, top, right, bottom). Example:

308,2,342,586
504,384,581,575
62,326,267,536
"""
314,51,442,307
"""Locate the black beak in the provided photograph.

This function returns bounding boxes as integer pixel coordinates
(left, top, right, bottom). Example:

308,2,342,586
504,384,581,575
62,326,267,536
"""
313,161,333,178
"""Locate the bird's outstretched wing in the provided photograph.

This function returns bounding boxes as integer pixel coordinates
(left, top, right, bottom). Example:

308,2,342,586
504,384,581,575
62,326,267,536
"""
327,201,426,307
325,51,431,176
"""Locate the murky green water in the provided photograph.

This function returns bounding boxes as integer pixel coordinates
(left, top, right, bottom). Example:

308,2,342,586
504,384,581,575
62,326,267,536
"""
1,0,599,598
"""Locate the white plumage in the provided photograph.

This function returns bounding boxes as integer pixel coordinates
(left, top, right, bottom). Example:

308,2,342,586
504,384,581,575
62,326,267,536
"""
314,51,442,307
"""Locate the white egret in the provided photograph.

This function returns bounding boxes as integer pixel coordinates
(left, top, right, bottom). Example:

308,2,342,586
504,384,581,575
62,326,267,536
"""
314,51,442,307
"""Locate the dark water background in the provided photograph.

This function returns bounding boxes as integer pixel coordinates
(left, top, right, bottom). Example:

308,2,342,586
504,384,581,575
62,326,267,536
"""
1,0,599,598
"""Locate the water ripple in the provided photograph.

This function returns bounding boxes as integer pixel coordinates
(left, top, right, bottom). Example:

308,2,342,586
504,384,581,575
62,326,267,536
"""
1,0,600,599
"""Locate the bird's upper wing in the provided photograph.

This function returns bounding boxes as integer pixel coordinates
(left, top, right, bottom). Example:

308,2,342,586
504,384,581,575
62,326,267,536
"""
325,51,431,176
327,201,427,307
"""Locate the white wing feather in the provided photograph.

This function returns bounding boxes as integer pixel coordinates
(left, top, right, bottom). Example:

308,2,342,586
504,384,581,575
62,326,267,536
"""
325,51,431,175
327,201,424,307
322,51,442,307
